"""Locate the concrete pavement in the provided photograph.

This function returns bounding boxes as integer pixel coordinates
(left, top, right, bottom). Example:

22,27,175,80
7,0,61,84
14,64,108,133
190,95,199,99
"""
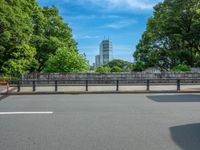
1,84,200,93
0,94,200,150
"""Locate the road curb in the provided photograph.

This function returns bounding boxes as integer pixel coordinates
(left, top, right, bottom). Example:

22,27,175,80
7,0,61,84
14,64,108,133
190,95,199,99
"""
1,90,200,95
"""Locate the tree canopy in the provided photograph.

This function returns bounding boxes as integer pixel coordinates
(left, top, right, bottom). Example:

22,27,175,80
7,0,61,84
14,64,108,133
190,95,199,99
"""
105,59,132,72
0,0,88,74
96,66,111,73
44,47,89,73
133,0,200,71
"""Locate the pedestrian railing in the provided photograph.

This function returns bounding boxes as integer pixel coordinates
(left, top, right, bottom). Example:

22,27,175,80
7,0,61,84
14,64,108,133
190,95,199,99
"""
2,78,200,93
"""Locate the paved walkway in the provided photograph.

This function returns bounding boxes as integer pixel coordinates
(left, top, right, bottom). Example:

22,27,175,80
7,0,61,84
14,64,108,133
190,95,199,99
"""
0,86,6,92
1,84,199,93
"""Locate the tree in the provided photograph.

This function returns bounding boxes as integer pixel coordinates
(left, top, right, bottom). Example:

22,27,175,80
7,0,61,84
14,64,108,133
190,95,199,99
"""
0,0,36,73
106,59,132,72
2,45,38,74
31,6,78,71
111,66,122,72
89,66,97,71
43,47,89,73
96,66,111,73
0,0,82,74
171,63,191,72
134,0,200,71
132,62,146,72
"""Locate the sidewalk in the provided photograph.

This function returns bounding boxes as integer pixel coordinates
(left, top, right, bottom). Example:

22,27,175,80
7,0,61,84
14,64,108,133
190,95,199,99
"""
0,86,7,93
1,84,200,94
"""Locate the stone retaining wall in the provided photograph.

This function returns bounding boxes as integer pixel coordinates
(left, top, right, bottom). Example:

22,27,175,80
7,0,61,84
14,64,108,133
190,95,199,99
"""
22,73,200,80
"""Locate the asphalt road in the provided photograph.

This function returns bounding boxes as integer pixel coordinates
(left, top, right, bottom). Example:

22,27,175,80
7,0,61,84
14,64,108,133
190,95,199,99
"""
0,94,200,150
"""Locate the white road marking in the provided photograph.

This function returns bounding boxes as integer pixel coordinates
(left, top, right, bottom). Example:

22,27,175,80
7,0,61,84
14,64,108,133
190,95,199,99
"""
0,112,53,115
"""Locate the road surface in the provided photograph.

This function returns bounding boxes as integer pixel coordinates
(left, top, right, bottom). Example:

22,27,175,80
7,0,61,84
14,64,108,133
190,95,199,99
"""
0,94,200,150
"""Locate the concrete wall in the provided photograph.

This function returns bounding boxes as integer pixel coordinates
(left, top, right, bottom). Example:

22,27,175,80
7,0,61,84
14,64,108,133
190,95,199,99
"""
23,73,200,80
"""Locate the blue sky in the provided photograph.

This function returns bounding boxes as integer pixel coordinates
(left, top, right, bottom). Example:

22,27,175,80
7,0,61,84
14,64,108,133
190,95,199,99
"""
38,0,163,65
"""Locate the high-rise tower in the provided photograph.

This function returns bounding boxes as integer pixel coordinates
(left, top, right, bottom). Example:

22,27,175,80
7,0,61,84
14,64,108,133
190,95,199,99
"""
99,39,113,65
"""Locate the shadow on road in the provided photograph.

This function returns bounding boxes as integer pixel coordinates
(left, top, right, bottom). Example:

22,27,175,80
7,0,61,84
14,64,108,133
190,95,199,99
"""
0,95,9,101
170,123,200,150
147,94,200,102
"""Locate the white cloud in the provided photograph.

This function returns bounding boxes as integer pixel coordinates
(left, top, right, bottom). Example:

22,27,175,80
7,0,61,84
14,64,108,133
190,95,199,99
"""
65,15,97,20
82,35,100,39
73,35,100,39
87,0,156,10
61,0,162,10
65,15,124,21
102,20,137,29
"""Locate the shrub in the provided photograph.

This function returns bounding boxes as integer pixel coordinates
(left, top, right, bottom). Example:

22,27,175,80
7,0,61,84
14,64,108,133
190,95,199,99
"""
171,64,191,72
132,62,146,72
111,66,122,72
96,66,111,73
0,75,18,81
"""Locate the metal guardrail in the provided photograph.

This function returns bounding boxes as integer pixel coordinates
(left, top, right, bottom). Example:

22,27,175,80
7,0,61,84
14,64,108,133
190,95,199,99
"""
5,78,200,93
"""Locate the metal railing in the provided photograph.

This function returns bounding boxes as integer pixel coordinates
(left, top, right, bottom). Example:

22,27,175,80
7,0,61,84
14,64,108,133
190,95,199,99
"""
4,78,200,93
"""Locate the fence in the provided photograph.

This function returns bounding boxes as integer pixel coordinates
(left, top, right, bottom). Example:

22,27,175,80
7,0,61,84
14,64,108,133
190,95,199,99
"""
3,78,200,93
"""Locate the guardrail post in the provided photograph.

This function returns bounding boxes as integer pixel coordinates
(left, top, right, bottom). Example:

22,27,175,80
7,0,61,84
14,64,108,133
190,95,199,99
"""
17,80,20,92
177,79,180,91
116,80,119,91
146,79,150,91
55,80,58,92
33,81,36,92
86,80,88,91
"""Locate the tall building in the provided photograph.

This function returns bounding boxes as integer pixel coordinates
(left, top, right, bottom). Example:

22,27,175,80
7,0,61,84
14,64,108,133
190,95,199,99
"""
100,39,113,65
95,55,100,67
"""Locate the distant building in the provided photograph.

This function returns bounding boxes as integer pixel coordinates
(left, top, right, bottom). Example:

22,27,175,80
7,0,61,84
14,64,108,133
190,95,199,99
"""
94,39,113,66
95,55,100,67
100,39,113,65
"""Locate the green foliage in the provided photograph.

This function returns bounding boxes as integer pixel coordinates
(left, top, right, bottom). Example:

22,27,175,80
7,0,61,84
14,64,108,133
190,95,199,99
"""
31,6,78,71
96,66,111,73
0,0,82,74
105,59,132,72
0,75,18,81
95,59,133,73
132,62,146,72
43,47,89,73
171,64,191,72
110,66,122,72
89,66,96,71
2,45,38,74
0,0,35,73
133,0,200,70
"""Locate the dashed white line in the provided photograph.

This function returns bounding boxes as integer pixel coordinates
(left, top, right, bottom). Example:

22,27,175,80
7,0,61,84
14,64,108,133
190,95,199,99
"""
0,112,53,115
